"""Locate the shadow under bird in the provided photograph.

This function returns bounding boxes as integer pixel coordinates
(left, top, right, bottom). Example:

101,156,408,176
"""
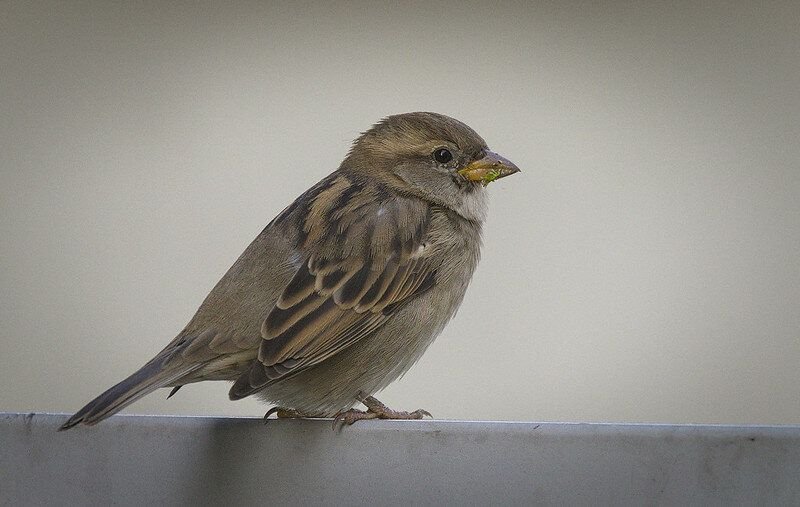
60,112,520,430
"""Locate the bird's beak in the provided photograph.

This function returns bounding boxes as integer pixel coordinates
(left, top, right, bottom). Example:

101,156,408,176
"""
457,151,521,186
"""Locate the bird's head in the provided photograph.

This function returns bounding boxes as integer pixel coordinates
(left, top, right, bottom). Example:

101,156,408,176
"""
341,112,520,220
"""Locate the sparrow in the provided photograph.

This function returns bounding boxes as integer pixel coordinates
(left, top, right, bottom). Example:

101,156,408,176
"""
60,112,519,430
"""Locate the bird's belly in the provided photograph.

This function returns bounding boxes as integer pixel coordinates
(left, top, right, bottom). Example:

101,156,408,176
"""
256,282,467,416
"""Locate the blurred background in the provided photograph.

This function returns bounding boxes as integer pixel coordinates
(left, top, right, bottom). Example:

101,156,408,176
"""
1,1,798,424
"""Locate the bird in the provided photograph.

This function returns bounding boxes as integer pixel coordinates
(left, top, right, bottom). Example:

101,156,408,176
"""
60,112,519,430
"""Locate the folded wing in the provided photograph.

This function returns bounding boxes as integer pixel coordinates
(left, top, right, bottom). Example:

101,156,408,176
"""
230,175,436,400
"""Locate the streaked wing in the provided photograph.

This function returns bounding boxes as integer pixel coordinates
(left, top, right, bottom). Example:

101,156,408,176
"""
229,173,435,399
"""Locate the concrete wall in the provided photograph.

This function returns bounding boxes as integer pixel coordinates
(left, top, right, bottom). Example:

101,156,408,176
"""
3,413,800,505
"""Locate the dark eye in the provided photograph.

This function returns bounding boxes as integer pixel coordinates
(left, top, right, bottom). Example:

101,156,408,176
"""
433,148,453,164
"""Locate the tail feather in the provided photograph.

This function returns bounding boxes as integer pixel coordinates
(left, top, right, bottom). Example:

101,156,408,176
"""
59,360,198,430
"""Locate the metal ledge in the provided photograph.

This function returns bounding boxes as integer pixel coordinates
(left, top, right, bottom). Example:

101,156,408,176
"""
2,413,799,505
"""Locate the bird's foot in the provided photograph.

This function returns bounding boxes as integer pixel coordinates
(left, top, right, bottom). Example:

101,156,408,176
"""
263,407,321,423
332,395,431,429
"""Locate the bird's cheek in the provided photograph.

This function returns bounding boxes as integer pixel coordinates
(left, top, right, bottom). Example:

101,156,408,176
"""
392,164,431,187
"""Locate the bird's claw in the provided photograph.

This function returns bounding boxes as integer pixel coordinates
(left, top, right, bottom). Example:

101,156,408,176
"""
331,396,432,430
263,407,308,424
332,409,379,430
263,407,281,424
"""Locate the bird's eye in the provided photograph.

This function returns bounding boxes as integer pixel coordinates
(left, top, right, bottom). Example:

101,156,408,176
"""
433,148,453,164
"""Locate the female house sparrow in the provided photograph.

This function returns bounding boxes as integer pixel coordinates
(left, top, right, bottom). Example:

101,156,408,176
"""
60,112,519,429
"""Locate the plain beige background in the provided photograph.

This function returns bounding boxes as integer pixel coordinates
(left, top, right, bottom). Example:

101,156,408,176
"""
2,1,798,424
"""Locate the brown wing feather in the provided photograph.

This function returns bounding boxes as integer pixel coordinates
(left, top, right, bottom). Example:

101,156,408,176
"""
229,176,435,400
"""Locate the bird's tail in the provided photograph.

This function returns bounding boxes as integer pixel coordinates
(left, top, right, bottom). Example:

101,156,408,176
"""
59,357,197,430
